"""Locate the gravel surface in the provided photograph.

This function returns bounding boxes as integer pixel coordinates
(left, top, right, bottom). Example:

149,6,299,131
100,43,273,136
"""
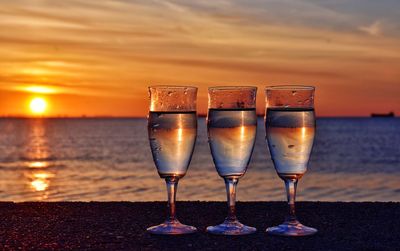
0,201,398,250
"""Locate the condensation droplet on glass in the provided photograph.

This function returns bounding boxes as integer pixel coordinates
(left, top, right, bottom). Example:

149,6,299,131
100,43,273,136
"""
292,91,297,96
153,124,159,128
167,91,172,96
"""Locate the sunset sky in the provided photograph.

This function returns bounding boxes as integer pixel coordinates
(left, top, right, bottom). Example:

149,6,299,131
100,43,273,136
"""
0,0,399,117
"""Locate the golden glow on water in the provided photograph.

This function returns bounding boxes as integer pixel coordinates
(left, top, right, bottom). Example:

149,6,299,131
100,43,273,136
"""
29,161,48,168
28,161,54,196
0,116,397,202
31,180,47,191
31,172,54,192
33,173,50,179
28,164,54,196
23,120,56,200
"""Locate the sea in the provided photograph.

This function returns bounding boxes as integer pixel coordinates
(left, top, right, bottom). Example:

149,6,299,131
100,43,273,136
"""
0,117,399,202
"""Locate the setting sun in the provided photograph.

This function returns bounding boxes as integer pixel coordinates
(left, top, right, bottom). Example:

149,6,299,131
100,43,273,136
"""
30,97,47,114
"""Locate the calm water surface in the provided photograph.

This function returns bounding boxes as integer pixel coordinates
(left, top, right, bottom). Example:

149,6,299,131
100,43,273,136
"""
0,118,399,202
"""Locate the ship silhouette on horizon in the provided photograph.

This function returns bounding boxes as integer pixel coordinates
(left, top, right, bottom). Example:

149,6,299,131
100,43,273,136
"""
371,111,395,117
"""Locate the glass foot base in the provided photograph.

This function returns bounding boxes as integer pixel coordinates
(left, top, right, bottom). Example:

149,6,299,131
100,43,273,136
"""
207,220,257,235
266,220,317,236
147,219,197,235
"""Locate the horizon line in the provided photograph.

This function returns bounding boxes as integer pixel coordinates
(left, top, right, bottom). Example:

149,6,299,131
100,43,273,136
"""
0,115,397,119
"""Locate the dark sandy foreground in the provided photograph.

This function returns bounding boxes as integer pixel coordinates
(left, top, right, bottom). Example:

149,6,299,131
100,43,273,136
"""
0,202,399,250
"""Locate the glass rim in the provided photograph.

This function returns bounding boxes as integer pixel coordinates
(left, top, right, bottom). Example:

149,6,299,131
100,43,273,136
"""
208,86,257,91
148,85,198,90
265,85,315,91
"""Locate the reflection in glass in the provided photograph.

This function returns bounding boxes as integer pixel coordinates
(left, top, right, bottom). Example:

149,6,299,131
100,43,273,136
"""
146,86,198,235
265,85,317,236
206,86,257,235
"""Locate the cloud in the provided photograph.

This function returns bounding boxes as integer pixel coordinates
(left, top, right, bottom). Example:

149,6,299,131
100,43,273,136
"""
0,0,399,116
359,20,382,36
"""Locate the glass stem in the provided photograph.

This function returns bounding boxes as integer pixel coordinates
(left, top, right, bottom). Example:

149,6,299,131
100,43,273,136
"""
165,176,179,222
284,178,298,223
224,177,239,222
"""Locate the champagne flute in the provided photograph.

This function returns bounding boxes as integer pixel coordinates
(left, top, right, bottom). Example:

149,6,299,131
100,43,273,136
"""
146,86,197,235
206,86,257,235
265,85,317,236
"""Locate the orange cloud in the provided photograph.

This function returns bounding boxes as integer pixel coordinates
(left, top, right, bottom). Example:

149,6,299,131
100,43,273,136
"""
0,0,399,117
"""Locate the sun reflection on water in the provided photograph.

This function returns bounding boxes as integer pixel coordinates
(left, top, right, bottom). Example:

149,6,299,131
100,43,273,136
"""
29,161,48,168
24,120,55,200
30,170,55,192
